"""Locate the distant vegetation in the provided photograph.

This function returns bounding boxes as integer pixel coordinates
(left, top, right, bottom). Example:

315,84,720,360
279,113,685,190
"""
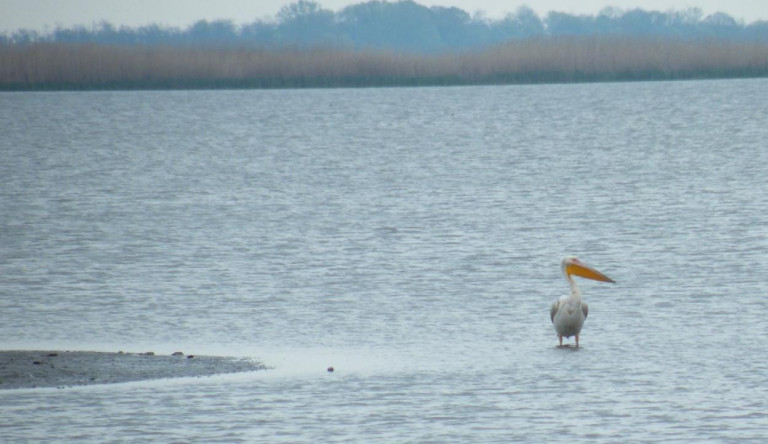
1,0,768,89
3,38,766,90
4,1,768,52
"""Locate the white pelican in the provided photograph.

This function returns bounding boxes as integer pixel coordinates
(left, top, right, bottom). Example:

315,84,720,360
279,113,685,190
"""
551,256,615,347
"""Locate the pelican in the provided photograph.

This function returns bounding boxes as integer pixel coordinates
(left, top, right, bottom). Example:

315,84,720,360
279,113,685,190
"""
551,256,615,347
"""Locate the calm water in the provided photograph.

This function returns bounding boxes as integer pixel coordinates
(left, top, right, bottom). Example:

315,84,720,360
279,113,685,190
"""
2,79,768,442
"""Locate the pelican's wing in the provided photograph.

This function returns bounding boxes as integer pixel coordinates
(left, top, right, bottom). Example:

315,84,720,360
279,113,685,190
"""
582,301,588,320
550,300,560,323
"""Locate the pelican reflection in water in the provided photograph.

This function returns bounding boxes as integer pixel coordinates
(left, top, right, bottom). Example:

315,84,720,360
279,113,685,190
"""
550,257,615,347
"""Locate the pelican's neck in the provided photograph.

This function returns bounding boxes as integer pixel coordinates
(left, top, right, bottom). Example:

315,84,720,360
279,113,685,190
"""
565,273,582,303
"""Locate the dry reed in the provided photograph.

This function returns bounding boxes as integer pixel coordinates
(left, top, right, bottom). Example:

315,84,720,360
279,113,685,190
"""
1,37,767,89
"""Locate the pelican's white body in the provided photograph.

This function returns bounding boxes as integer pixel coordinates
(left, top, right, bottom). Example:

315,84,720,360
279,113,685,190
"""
551,291,588,340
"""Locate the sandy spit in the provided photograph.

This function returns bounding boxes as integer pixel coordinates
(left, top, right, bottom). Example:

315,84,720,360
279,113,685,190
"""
0,350,267,390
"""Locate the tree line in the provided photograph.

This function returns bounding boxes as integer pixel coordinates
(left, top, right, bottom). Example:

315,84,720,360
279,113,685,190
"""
3,37,767,90
3,0,768,53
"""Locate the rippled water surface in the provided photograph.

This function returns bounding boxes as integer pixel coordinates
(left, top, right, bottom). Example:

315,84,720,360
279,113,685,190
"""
2,79,768,442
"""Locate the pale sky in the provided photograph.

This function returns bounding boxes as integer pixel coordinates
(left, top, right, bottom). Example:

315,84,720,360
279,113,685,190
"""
1,0,766,34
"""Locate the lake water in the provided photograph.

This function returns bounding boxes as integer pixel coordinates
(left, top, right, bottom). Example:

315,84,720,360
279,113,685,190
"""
2,79,768,442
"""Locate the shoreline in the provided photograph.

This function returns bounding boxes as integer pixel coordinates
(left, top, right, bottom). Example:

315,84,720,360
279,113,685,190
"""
0,350,267,390
2,72,767,92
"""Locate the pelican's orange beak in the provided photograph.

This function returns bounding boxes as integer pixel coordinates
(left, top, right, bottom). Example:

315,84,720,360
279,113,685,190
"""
566,260,615,283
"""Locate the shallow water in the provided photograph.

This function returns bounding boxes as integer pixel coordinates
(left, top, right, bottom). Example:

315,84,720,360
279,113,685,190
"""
2,79,768,441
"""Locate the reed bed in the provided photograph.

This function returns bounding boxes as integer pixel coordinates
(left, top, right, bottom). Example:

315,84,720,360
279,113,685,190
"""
2,37,767,89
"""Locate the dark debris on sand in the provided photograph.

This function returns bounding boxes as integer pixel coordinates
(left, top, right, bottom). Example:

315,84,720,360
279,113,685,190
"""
0,350,267,390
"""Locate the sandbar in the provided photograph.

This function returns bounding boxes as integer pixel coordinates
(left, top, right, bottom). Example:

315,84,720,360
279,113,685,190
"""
0,350,267,390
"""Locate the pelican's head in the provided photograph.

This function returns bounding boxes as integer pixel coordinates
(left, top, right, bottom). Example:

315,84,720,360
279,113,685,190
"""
561,256,615,283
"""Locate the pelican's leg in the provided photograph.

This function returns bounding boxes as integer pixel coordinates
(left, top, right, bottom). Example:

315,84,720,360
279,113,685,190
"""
558,335,563,346
575,335,579,348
